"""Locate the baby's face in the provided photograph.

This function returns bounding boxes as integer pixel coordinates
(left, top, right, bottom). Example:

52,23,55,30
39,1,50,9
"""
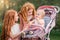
37,10,41,16
36,9,45,19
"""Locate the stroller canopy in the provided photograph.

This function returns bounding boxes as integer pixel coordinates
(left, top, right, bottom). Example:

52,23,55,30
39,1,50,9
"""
37,5,60,14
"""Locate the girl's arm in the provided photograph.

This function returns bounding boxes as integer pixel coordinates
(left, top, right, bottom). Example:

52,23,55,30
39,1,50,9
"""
10,23,29,39
10,31,21,39
22,19,35,31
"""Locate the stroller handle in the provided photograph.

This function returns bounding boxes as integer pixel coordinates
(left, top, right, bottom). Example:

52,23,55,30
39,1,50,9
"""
52,6,60,13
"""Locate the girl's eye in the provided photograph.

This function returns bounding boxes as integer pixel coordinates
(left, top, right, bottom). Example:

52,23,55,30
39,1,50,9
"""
29,12,31,13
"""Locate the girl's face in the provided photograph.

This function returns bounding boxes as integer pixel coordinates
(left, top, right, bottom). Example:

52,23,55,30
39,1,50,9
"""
27,9,33,16
14,12,18,22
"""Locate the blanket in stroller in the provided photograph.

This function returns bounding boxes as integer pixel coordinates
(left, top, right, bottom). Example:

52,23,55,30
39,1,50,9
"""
21,25,45,39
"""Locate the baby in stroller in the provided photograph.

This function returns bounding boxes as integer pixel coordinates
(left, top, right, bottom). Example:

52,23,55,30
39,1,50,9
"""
36,9,45,29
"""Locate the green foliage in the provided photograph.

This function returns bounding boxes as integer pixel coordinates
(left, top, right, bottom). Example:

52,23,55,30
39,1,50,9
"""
50,29,60,40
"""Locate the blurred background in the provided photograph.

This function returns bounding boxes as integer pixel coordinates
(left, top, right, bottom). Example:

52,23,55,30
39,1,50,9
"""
0,0,60,40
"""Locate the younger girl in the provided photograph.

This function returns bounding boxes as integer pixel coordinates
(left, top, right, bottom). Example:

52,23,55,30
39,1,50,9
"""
1,10,21,40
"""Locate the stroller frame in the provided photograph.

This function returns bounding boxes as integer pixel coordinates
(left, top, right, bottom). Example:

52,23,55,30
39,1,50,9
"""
38,5,60,40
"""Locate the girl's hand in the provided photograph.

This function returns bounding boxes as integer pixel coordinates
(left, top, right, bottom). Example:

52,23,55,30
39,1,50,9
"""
28,20,35,25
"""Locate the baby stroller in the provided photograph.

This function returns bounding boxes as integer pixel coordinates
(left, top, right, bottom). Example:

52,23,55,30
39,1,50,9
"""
37,5,60,40
21,5,60,40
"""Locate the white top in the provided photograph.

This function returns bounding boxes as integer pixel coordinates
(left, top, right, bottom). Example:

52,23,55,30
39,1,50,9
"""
8,23,20,40
11,23,20,35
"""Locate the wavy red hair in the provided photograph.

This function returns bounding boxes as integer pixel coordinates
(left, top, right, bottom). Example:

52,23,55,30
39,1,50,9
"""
18,2,36,31
1,9,17,40
19,2,36,23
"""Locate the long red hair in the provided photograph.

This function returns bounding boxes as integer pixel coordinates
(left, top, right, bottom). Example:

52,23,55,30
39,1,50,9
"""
19,2,36,23
18,2,36,31
1,9,17,40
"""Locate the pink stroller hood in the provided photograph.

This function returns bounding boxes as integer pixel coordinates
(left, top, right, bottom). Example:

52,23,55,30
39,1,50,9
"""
38,5,54,9
37,5,60,14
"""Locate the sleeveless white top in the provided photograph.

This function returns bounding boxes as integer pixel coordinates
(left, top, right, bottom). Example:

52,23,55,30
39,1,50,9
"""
11,23,20,35
8,23,20,40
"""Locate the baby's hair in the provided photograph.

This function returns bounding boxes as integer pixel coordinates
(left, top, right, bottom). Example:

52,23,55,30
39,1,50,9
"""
37,9,45,18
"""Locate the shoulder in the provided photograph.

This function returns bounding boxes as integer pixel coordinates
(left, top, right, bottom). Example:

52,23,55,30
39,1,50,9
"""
11,23,20,35
11,23,20,32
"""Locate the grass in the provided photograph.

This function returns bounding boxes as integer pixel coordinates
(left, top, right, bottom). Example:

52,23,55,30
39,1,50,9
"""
50,29,60,40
